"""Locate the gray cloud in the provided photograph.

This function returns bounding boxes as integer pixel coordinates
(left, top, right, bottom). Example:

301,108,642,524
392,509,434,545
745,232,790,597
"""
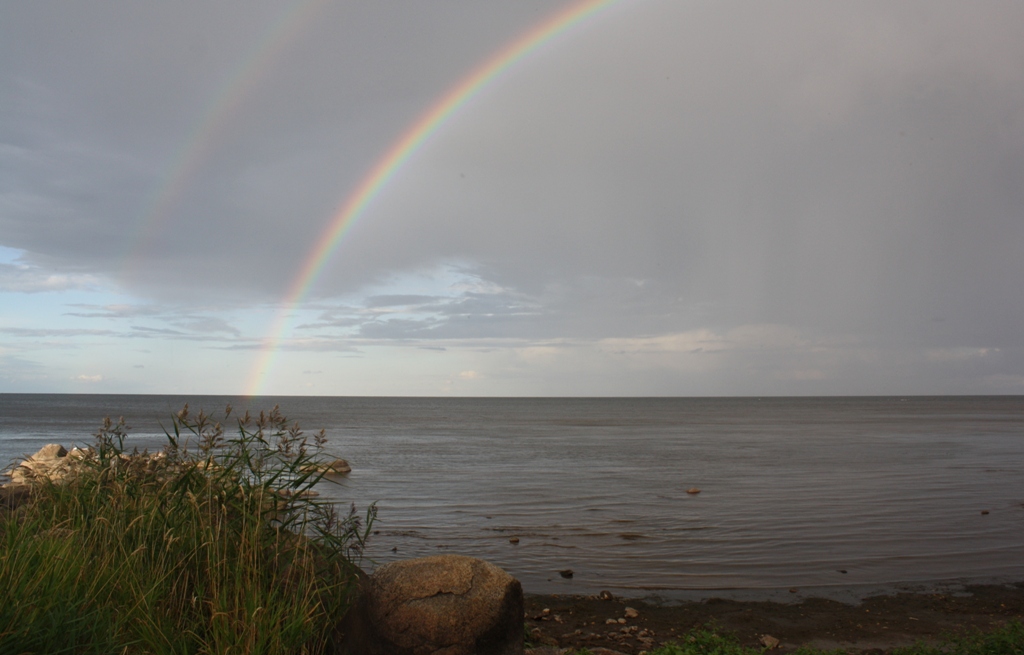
175,317,242,337
364,295,441,308
296,277,546,341
0,324,246,344
64,303,244,338
0,327,118,338
64,304,166,319
2,1,1023,393
213,339,359,353
0,1,570,299
129,326,189,337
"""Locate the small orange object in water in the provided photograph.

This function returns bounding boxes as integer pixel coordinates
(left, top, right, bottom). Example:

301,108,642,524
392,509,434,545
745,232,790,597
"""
686,487,701,494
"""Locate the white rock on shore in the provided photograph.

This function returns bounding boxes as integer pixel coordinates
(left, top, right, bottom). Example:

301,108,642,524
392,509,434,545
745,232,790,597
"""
4,445,354,486
3,445,353,490
5,443,72,486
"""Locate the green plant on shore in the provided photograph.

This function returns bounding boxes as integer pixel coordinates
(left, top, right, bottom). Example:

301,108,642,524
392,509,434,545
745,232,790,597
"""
0,405,375,655
889,620,1024,655
643,626,762,655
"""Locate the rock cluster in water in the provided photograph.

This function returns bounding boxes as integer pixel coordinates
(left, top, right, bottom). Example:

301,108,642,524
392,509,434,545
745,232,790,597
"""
2,443,105,487
2,444,352,490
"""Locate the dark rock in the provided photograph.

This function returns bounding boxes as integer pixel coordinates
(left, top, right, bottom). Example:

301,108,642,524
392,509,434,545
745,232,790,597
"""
337,554,523,655
759,634,780,649
559,569,574,579
527,627,557,647
0,485,31,512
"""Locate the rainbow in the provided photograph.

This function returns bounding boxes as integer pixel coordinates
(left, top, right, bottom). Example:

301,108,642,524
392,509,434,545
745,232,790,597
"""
245,0,622,396
122,0,329,279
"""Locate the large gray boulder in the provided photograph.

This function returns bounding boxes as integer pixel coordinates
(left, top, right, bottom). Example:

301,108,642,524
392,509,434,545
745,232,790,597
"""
338,554,523,655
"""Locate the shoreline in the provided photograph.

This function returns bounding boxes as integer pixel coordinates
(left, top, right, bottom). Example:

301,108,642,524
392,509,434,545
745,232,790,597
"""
522,582,1024,653
511,574,1024,606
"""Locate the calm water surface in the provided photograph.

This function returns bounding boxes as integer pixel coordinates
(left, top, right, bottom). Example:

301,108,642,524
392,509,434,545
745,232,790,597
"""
2,395,1023,600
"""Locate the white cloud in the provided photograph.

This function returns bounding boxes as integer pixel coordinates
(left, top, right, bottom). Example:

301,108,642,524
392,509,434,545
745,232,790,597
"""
74,374,102,382
599,324,819,357
0,263,100,293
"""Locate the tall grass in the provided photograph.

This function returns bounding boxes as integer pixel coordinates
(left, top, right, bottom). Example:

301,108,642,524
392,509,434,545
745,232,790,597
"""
0,405,374,655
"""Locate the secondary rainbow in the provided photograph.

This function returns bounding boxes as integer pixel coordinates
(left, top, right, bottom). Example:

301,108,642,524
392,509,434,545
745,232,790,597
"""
245,0,621,395
122,0,328,279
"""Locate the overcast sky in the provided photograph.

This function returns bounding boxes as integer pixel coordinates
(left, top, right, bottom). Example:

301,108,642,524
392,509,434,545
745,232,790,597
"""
2,0,1022,396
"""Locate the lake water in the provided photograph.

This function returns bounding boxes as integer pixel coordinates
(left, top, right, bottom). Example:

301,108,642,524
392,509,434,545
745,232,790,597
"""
2,394,1023,601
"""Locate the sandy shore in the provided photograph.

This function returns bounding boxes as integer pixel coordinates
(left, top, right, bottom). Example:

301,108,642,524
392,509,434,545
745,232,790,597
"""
524,582,1024,653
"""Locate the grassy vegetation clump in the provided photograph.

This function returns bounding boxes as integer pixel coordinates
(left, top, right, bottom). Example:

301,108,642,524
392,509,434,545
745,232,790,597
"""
887,622,1024,655
0,405,374,655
